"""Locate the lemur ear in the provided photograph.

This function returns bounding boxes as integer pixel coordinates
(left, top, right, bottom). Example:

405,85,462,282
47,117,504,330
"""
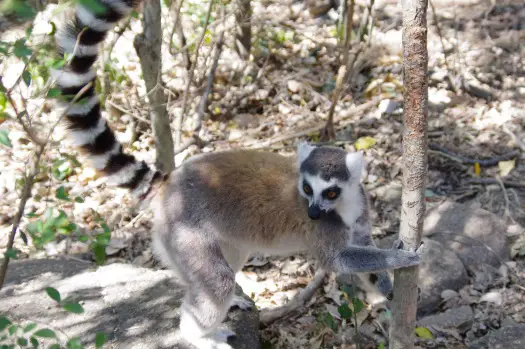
297,141,315,167
345,151,364,181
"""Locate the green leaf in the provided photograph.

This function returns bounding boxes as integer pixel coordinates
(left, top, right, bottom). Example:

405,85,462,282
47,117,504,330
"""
415,326,434,339
76,0,107,15
22,71,31,87
0,130,12,148
8,325,19,335
45,287,61,303
352,298,364,313
33,329,56,338
74,196,84,203
92,243,106,265
55,186,70,201
47,88,61,98
4,248,19,259
95,332,107,348
337,303,353,320
13,39,32,58
0,92,6,111
63,302,84,314
23,323,37,333
66,337,82,349
30,336,38,348
354,136,377,150
49,344,61,349
378,341,385,349
78,234,89,243
322,312,337,332
0,316,11,331
0,0,36,19
17,337,28,346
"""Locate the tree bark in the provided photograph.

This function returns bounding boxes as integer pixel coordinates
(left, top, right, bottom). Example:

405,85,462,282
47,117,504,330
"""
134,0,175,174
234,0,251,60
388,0,428,347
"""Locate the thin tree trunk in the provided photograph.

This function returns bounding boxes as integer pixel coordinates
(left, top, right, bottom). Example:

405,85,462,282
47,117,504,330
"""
234,0,251,60
134,0,175,174
388,0,428,347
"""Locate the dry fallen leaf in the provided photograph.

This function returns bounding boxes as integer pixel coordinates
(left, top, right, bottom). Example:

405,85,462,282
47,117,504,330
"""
498,159,515,177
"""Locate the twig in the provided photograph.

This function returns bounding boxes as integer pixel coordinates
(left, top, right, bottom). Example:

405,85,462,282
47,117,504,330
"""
195,12,225,133
429,143,519,166
320,65,346,141
428,0,458,93
168,0,191,69
495,175,510,219
245,98,379,148
175,0,214,149
0,83,93,289
502,123,525,153
259,269,327,326
106,100,151,124
463,178,525,189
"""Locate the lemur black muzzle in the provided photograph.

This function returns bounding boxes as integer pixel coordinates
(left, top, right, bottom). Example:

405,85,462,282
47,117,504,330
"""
308,205,322,220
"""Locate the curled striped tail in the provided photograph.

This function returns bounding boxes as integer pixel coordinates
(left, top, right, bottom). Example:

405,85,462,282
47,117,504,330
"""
53,0,162,198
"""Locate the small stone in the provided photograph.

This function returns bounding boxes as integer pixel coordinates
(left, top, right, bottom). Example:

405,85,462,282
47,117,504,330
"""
468,324,525,349
377,99,399,116
479,291,503,306
441,289,459,300
418,305,474,333
287,80,302,93
228,129,243,141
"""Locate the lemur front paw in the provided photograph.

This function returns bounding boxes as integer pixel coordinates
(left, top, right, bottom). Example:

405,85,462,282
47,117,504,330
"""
229,295,253,311
392,240,425,268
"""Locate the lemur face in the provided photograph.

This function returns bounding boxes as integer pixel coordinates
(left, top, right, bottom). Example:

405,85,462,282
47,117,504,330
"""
296,142,363,220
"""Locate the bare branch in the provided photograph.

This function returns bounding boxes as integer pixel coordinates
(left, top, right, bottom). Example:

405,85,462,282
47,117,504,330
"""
175,0,215,149
388,0,429,346
259,269,327,326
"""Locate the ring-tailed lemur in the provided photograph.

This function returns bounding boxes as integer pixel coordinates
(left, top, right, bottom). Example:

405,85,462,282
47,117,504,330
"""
51,2,424,348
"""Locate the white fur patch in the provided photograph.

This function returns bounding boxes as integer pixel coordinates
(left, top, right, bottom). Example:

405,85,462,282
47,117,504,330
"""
56,31,99,56
102,0,133,14
105,161,142,186
296,141,315,166
65,96,99,116
345,152,364,181
88,141,120,169
76,4,115,31
68,116,106,146
51,68,96,88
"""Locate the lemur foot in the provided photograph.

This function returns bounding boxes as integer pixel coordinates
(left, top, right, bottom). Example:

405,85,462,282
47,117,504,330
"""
229,295,253,310
182,330,234,349
214,328,236,342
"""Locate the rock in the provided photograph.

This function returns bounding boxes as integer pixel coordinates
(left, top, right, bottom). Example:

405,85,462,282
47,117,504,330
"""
0,259,260,349
377,99,399,116
417,239,469,315
441,289,459,300
287,80,302,93
423,200,509,268
418,305,474,334
467,324,525,349
479,291,503,306
372,236,468,315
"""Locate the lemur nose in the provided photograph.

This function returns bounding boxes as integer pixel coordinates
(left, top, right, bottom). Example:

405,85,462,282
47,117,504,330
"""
308,205,321,220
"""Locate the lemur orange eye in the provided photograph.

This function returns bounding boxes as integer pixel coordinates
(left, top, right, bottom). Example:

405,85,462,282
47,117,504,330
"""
327,191,337,199
303,183,312,195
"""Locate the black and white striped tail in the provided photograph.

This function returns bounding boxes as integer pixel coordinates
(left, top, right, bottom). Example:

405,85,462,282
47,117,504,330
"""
53,0,161,198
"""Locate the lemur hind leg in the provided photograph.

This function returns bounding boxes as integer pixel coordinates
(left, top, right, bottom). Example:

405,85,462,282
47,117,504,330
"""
159,226,237,349
218,242,253,311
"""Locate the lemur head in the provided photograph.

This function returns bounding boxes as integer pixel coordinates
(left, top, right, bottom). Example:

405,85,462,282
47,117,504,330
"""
297,142,364,220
